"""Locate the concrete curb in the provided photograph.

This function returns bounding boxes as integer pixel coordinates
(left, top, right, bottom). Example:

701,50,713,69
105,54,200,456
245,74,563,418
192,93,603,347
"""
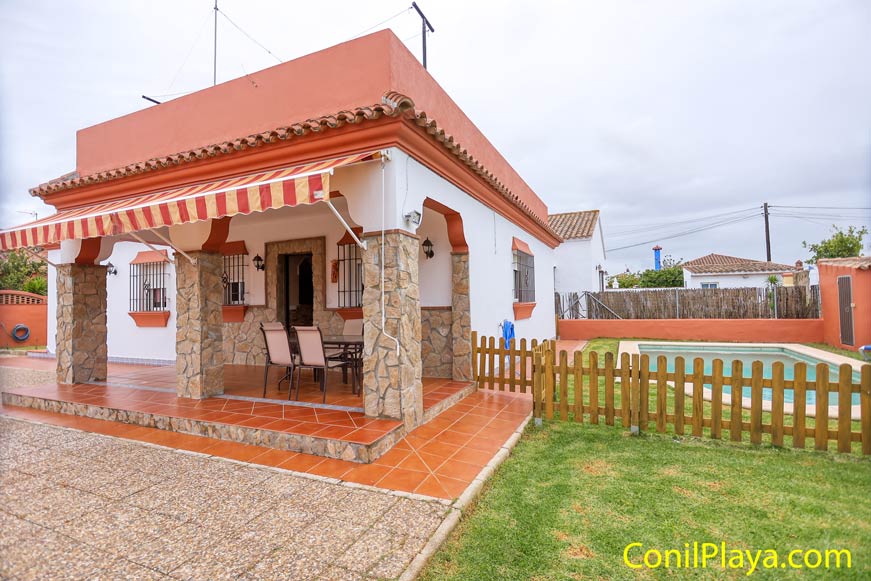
397,411,533,580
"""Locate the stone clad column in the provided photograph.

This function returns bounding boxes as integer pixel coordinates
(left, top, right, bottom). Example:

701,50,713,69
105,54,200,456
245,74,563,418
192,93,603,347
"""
175,251,224,398
56,264,108,384
361,231,423,430
451,252,472,381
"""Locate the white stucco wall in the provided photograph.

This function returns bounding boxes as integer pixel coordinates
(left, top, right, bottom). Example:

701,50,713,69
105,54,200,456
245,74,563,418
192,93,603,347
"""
390,150,557,340
553,222,607,293
683,270,783,289
47,241,178,361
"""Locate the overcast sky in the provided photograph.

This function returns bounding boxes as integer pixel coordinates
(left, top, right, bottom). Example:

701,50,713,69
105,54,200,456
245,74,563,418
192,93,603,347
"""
1,0,869,272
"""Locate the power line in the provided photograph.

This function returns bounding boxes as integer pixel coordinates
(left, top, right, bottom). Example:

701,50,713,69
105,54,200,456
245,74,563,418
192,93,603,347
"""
771,205,871,210
607,207,759,237
218,7,283,63
350,7,412,39
606,213,759,252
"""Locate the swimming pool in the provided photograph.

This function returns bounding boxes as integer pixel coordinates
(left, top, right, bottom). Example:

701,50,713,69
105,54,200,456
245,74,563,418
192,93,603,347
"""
635,343,861,407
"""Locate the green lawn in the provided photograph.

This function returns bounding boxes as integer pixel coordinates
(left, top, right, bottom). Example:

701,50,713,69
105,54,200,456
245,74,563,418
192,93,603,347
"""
422,341,871,580
805,342,866,362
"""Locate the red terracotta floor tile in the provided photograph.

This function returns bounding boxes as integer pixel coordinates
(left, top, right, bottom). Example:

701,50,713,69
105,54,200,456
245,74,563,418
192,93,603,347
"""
413,475,450,499
341,463,393,486
375,468,429,493
278,453,327,473
372,447,412,467
249,448,299,468
202,441,273,462
449,446,494,467
340,428,390,445
308,458,354,479
435,460,482,482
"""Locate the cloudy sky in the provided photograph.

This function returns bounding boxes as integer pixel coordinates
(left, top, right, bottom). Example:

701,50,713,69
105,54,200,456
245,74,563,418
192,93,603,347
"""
1,0,869,272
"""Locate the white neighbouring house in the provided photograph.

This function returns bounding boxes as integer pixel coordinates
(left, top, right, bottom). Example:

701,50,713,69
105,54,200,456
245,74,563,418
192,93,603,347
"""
682,253,797,289
549,210,606,293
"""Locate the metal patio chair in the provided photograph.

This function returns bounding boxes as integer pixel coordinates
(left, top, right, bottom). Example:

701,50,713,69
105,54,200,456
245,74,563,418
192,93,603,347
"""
291,326,355,403
259,322,298,398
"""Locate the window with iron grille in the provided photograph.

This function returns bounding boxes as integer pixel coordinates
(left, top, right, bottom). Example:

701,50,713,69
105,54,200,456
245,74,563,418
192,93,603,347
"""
129,261,168,312
337,242,363,307
222,253,247,305
513,249,535,303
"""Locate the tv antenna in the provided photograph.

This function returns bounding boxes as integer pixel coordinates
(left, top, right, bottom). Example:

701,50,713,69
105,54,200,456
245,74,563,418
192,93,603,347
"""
411,2,434,69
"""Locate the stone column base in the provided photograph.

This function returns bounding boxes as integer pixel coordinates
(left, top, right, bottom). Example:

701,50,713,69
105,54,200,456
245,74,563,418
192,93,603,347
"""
362,231,423,430
175,251,224,398
56,264,108,384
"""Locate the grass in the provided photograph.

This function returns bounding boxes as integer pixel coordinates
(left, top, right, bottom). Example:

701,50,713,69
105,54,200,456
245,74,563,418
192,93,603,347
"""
805,342,867,362
421,422,871,580
422,340,871,580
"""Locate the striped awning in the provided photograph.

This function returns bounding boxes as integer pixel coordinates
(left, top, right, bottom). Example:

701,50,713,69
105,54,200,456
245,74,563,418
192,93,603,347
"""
0,151,379,250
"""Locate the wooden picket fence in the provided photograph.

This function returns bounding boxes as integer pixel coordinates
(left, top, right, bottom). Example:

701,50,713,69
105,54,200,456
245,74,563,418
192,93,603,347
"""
471,333,871,455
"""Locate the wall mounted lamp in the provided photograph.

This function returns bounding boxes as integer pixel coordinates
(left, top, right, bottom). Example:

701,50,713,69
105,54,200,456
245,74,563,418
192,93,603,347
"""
106,262,118,276
422,237,434,259
252,254,265,271
404,210,422,226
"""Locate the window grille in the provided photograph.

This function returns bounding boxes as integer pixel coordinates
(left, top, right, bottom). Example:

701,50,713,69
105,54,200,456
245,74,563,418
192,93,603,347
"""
701,282,719,289
129,261,168,312
222,253,247,305
513,249,535,303
337,242,363,308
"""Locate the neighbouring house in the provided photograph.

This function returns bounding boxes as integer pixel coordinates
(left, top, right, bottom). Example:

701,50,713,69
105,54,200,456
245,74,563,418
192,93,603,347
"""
0,30,595,432
682,253,797,289
549,210,606,292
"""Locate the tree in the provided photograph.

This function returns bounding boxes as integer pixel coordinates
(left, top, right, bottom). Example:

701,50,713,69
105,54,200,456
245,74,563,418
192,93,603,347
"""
638,264,684,288
803,225,867,264
608,271,640,289
0,249,47,293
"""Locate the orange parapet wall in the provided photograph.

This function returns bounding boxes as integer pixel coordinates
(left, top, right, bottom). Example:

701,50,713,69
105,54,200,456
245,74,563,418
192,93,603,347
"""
558,318,825,344
73,30,548,223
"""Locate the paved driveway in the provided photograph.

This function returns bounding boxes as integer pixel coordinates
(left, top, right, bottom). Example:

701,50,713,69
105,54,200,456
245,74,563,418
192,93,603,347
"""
0,417,449,580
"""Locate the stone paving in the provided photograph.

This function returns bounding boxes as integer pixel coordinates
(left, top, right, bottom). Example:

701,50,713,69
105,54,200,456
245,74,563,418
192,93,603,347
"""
0,417,450,580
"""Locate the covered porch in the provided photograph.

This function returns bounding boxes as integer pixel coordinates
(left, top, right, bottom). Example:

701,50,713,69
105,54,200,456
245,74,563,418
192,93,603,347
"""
1,147,476,462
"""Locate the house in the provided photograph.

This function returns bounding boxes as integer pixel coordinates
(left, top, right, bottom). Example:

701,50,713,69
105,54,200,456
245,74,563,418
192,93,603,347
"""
682,253,797,289
0,30,588,433
549,210,606,292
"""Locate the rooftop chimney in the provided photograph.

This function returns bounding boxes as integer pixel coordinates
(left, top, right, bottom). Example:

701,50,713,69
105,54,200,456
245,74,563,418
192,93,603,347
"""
653,245,662,271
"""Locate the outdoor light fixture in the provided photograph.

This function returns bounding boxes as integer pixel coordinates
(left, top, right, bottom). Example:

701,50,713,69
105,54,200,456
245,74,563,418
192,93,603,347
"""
252,254,265,271
404,210,422,226
422,237,434,259
106,263,118,276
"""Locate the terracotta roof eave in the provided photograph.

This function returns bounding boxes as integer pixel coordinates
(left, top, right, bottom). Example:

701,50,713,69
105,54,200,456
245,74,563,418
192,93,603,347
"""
30,90,562,245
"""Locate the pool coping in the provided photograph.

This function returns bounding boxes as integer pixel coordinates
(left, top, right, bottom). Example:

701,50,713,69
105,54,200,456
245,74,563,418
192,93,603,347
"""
618,341,863,421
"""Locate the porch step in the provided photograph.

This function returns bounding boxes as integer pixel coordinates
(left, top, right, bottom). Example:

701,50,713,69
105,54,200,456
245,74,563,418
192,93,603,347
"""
2,385,405,464
422,382,477,424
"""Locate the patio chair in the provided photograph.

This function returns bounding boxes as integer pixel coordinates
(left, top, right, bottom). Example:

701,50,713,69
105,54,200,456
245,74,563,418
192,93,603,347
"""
259,322,298,398
291,326,355,403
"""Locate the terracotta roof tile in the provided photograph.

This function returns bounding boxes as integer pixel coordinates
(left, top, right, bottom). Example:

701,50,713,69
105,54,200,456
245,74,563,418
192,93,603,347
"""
818,257,871,270
548,210,599,240
30,91,560,242
683,253,795,274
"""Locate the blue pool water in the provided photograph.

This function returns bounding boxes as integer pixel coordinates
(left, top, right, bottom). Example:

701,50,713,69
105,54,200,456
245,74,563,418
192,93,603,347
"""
636,344,861,407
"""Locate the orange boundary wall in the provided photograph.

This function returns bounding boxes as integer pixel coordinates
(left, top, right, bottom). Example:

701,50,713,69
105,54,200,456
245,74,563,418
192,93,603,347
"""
558,318,824,343
0,304,47,348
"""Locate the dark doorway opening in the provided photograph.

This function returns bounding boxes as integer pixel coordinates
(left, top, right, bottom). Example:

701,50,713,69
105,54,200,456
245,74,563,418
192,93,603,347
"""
282,253,314,328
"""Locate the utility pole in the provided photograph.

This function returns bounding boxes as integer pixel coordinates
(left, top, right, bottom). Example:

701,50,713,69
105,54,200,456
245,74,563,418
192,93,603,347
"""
763,202,771,261
412,2,434,69
213,0,218,86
